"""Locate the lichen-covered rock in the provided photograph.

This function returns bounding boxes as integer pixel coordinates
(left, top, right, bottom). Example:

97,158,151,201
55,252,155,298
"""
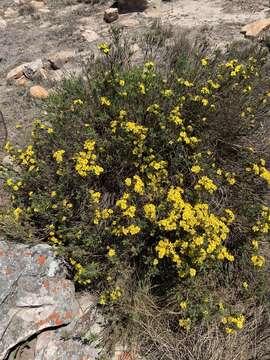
0,240,80,360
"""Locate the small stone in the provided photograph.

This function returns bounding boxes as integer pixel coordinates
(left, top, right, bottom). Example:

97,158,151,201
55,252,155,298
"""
118,16,140,28
7,59,43,82
47,50,76,70
7,64,27,81
81,29,100,43
15,76,31,87
104,8,119,23
30,85,49,99
241,19,270,38
30,0,45,10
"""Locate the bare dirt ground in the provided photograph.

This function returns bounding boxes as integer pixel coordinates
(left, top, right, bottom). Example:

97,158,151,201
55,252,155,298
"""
0,0,269,152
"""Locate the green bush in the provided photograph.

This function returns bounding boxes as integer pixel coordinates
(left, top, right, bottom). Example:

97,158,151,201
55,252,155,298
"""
2,29,270,351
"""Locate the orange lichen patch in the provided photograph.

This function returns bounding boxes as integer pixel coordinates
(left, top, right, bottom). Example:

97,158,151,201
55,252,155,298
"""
48,311,63,326
37,255,46,265
51,286,60,294
5,266,12,276
62,281,69,289
36,319,48,327
55,317,63,326
48,311,59,321
64,311,73,320
42,279,50,289
0,249,4,257
24,251,33,257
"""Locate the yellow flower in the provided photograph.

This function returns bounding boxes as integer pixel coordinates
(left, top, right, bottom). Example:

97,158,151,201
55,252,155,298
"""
260,167,270,185
125,178,132,186
53,150,65,163
251,255,265,267
189,268,196,277
89,190,101,203
218,302,225,311
73,99,84,105
144,203,156,221
179,318,191,330
227,178,236,185
100,96,111,106
144,61,155,69
202,99,209,106
6,178,13,186
225,327,235,334
123,205,136,218
191,165,201,174
242,281,249,289
252,239,259,250
122,224,141,236
47,127,54,134
162,89,173,97
98,43,110,55
14,207,23,221
195,176,217,193
108,248,116,257
99,295,106,305
110,287,122,301
180,301,188,310
102,208,113,219
201,58,208,66
139,83,146,95
119,79,125,87
133,175,144,195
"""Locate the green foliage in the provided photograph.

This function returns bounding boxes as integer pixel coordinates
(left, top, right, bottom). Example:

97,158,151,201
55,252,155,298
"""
2,29,270,346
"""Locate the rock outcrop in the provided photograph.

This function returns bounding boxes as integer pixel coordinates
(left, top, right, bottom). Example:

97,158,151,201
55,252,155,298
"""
0,240,102,360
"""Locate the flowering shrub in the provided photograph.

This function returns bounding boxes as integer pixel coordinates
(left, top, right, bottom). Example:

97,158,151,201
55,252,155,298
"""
2,32,270,345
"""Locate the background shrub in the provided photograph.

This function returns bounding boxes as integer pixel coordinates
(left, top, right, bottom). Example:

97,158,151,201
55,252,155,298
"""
2,28,270,358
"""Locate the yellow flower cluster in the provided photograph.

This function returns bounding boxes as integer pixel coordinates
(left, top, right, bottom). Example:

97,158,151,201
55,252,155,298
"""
179,318,191,331
73,140,103,177
69,258,91,285
153,186,234,275
195,176,217,193
5,178,23,192
18,145,37,171
251,255,265,267
143,203,156,221
53,149,65,163
221,314,245,334
98,43,110,55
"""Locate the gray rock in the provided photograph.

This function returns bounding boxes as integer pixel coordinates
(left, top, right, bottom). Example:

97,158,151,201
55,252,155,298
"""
0,240,80,360
35,297,103,360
